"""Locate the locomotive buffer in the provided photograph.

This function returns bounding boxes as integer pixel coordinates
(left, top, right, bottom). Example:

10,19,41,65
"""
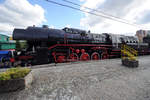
121,44,139,67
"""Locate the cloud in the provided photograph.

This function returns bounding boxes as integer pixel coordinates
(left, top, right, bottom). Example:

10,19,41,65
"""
0,0,46,35
65,24,71,28
137,11,150,24
80,0,150,35
49,25,55,29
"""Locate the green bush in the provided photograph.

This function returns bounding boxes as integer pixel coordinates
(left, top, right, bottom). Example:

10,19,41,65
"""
0,72,11,80
0,67,31,80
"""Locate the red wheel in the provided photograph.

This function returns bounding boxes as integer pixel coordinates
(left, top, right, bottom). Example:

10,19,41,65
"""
91,52,100,60
68,53,79,62
80,53,90,61
102,54,108,59
57,56,66,63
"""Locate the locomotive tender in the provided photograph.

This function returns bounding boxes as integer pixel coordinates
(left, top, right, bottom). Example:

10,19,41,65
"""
13,25,150,65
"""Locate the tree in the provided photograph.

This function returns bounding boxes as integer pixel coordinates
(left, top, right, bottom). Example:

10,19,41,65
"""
16,40,21,51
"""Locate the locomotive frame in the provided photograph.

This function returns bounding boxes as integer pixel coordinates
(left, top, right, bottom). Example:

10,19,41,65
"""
48,43,112,63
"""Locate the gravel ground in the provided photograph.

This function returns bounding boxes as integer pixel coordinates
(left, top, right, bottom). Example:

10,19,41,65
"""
1,56,150,100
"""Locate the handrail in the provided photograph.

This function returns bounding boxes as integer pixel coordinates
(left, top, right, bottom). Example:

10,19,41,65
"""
123,45,137,55
121,44,138,60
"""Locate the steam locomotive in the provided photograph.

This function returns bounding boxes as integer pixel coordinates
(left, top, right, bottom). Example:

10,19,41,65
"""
12,25,150,66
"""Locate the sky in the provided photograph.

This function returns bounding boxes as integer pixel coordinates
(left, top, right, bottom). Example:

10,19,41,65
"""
0,0,150,36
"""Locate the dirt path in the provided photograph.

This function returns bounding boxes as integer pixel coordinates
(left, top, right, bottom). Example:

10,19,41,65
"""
1,56,150,100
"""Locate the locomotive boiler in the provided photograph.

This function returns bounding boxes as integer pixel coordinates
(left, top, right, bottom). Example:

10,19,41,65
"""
13,25,107,45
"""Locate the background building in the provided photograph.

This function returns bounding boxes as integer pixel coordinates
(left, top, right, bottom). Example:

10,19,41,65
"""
136,30,148,42
0,34,16,50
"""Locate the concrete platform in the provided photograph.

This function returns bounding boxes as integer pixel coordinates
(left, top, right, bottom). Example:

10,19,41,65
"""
1,56,150,100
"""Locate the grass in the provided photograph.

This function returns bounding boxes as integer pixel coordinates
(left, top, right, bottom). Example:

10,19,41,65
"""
0,67,31,81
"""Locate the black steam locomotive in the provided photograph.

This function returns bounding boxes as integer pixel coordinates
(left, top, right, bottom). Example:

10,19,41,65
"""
13,25,150,65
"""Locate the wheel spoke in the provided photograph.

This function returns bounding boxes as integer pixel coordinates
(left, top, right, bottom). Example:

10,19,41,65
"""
80,53,90,61
68,53,79,62
102,54,108,59
57,56,66,63
91,52,100,60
